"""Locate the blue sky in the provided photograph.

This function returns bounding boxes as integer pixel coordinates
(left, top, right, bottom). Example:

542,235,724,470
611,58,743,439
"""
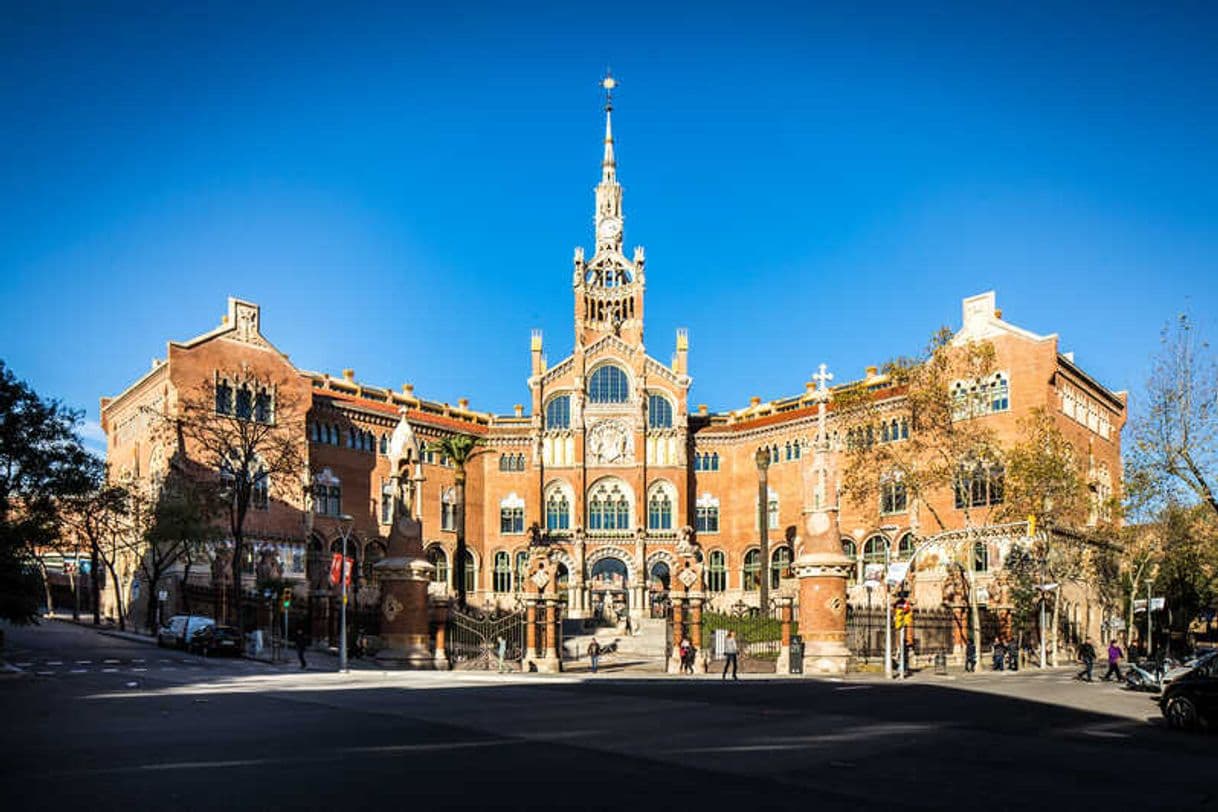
2,1,1215,452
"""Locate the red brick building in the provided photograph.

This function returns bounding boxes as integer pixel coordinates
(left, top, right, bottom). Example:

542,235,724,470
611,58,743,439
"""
100,92,1126,647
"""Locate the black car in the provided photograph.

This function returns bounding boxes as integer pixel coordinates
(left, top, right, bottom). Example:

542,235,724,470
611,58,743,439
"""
1158,650,1218,731
190,624,244,657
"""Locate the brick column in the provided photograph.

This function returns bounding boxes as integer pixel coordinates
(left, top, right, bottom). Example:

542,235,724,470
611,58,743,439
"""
668,598,685,674
525,600,537,667
776,595,794,674
431,599,450,671
689,596,706,673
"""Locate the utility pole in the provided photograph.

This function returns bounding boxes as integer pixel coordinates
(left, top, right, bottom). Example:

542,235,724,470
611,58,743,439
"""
755,447,771,610
337,514,354,674
1146,580,1153,658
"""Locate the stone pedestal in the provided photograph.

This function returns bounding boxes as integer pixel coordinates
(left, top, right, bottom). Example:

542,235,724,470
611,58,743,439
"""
775,597,794,674
373,516,436,669
430,599,451,671
794,551,852,676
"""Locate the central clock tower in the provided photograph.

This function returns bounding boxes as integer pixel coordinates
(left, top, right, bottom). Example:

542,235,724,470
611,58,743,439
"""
573,74,646,350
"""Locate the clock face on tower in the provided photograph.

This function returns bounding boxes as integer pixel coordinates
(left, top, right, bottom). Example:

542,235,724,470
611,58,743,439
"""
598,218,621,240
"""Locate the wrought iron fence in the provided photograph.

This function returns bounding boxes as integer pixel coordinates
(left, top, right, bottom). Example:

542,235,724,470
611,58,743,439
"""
846,606,958,658
446,604,526,671
702,600,788,665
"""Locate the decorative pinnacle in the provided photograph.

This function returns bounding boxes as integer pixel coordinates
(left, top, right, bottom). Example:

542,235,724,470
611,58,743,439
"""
601,73,616,179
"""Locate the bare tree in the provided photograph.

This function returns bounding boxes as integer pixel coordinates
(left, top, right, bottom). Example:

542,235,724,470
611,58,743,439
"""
161,370,304,627
61,467,130,626
1130,314,1217,519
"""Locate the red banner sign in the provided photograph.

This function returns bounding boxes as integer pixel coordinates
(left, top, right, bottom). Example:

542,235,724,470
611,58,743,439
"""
329,553,353,587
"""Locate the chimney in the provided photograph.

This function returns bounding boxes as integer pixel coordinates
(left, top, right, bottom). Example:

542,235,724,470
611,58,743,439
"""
402,383,415,399
697,404,708,416
994,308,1003,320
866,366,878,378
457,398,469,410
531,329,544,376
514,404,524,418
750,396,761,407
342,369,355,382
673,328,689,375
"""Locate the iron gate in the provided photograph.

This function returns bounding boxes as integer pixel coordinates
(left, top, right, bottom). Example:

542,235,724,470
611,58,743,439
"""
446,605,525,671
702,600,787,670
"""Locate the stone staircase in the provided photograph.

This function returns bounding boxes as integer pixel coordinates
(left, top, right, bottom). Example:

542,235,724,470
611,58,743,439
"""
562,617,668,671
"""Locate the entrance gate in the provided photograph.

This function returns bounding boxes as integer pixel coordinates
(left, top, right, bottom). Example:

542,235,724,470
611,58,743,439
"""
703,600,789,671
446,604,525,671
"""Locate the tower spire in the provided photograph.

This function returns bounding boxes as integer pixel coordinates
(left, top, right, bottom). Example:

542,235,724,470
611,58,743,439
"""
601,73,616,181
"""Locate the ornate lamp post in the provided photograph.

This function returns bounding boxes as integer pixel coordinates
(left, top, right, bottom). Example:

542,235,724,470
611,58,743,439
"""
755,446,771,609
337,513,354,673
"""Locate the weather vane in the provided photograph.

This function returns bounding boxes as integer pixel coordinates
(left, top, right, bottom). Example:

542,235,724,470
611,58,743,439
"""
602,72,616,111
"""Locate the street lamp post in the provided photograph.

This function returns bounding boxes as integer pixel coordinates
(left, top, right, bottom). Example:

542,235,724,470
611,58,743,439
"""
337,513,355,674
879,528,896,680
754,447,771,610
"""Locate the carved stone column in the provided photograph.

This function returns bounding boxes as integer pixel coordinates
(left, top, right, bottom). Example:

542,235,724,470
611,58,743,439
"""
794,549,851,675
524,600,537,666
373,515,435,669
667,598,685,674
689,596,705,673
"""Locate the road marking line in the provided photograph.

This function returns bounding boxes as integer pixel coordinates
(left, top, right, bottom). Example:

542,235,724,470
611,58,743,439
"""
47,661,63,665
341,741,511,754
16,662,33,667
162,667,177,671
102,668,118,673
69,669,88,674
141,759,268,771
35,671,54,676
834,686,872,691
103,659,120,664
132,667,148,672
75,660,92,664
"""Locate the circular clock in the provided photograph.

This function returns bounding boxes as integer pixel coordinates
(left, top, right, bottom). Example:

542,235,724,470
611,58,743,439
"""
598,218,621,239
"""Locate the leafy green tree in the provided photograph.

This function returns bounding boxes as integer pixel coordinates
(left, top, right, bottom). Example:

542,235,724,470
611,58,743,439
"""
0,361,95,624
145,465,223,617
424,433,485,607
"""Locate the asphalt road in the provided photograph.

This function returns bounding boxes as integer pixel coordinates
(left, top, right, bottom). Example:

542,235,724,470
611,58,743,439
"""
1,621,1213,811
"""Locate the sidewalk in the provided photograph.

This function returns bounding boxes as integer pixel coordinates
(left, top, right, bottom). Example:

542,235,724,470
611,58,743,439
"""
47,613,378,674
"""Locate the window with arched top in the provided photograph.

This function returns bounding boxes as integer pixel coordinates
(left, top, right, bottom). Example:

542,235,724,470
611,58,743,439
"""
458,549,475,593
493,551,512,593
695,493,719,533
770,546,792,589
863,536,888,567
990,373,1010,413
841,539,858,560
897,532,916,560
743,550,761,592
973,541,989,573
545,487,571,531
499,493,525,535
647,484,674,531
588,365,629,403
588,480,631,530
428,545,448,584
707,550,727,593
514,551,530,591
647,394,673,428
440,488,457,531
545,396,571,429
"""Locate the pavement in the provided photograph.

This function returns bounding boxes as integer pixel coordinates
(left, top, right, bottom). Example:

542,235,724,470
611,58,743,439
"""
2,620,1214,811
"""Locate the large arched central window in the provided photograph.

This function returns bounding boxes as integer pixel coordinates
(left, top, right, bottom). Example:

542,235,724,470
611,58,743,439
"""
588,480,631,531
588,365,629,404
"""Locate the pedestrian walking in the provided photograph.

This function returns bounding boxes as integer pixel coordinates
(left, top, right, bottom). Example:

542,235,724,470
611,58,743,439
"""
991,637,1006,671
497,635,507,673
965,641,977,672
293,625,308,670
722,630,739,680
1102,640,1123,681
1076,638,1096,682
587,638,601,674
679,637,692,674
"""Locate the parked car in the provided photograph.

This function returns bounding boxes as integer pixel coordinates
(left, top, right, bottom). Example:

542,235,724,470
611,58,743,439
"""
1158,650,1218,731
190,624,243,657
157,615,216,650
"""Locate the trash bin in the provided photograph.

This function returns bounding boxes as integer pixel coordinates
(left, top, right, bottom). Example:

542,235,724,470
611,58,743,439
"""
934,652,947,675
789,637,804,674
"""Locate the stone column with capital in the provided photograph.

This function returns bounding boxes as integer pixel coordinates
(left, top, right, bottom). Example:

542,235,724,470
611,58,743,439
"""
430,598,451,670
668,598,685,674
525,551,562,673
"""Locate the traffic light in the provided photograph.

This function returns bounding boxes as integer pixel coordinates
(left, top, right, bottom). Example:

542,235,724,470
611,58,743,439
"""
282,587,292,609
893,599,912,629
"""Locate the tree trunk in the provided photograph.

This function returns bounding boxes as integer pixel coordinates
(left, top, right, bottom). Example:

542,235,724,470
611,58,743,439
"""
1050,590,1060,666
232,532,244,629
39,561,55,618
455,470,467,608
90,536,101,625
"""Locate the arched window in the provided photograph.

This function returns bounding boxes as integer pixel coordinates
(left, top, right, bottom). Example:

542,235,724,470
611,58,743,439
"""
459,550,475,593
743,550,761,592
647,394,673,428
770,546,792,589
499,493,525,535
235,385,253,419
588,481,631,531
863,536,888,567
310,422,320,442
545,488,571,531
363,541,386,579
880,472,907,515
588,365,629,403
707,550,727,593
254,388,272,423
793,440,801,459
493,551,512,592
897,532,916,560
647,484,673,531
514,551,530,591
695,493,719,533
955,460,1005,508
973,541,989,573
841,539,858,560
380,481,394,523
711,452,719,470
215,379,233,414
545,396,571,429
379,434,388,454
440,488,457,531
